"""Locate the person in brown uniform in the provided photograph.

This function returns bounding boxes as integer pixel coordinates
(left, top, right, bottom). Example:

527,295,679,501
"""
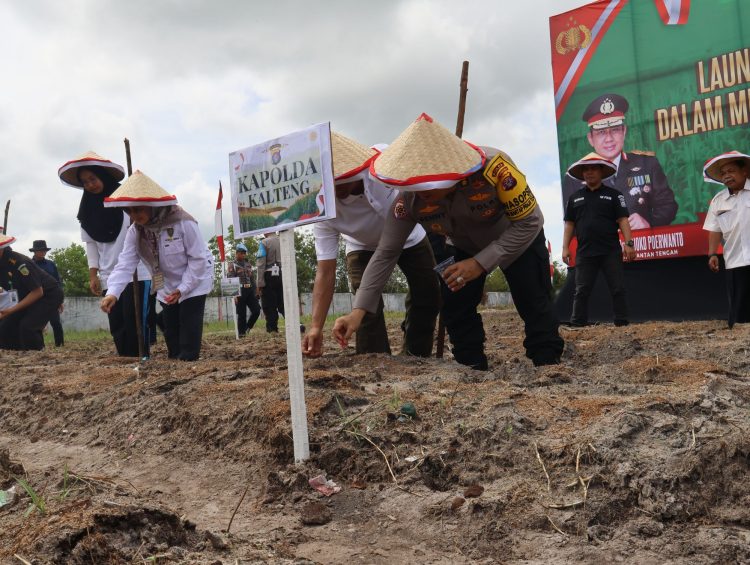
333,113,564,369
256,232,284,332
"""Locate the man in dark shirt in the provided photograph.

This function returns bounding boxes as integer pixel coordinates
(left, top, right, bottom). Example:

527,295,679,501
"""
30,240,64,346
227,243,260,336
0,235,64,350
562,153,636,327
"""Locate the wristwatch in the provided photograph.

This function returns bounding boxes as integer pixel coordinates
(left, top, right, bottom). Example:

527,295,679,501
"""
624,240,634,247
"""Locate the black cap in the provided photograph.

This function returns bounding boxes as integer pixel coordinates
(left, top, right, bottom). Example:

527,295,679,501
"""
582,93,629,130
29,240,51,252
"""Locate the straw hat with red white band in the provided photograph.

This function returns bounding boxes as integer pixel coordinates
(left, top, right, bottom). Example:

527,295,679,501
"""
702,151,750,185
58,151,126,189
566,153,617,181
331,131,379,185
370,113,485,192
0,235,16,249
103,170,177,208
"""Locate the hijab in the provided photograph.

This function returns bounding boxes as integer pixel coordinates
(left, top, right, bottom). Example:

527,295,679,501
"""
76,166,126,243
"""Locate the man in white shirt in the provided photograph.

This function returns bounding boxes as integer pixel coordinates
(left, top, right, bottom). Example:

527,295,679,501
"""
702,151,750,327
302,132,440,358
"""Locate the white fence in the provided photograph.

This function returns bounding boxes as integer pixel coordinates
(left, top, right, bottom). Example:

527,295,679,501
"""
58,292,513,332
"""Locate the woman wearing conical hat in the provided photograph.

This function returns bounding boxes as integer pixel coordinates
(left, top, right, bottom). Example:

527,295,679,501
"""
58,151,155,357
0,234,64,350
333,113,564,369
99,171,213,361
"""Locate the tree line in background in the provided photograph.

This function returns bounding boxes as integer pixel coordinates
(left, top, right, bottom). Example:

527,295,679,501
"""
44,229,568,298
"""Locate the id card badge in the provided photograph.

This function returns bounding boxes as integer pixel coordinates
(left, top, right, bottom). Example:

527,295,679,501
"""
152,272,165,291
270,265,280,277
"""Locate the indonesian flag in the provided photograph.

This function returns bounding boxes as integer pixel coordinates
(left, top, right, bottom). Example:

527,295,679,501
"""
654,0,690,25
215,182,225,262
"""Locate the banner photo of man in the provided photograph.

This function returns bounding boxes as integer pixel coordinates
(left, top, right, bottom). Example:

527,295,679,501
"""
551,0,749,264
229,122,336,238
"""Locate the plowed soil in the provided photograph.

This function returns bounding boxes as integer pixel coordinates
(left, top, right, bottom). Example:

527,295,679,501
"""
1,309,749,564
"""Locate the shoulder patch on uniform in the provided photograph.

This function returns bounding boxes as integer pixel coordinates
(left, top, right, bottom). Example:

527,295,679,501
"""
18,264,29,276
393,197,409,219
629,150,655,157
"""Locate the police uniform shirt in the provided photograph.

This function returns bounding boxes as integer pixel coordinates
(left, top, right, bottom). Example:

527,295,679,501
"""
0,248,59,301
352,147,545,314
256,235,282,288
229,259,255,287
564,185,629,257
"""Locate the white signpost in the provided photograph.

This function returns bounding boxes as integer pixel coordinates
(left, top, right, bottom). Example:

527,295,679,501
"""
228,123,336,462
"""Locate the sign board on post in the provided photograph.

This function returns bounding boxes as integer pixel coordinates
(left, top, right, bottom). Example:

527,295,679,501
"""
220,276,241,297
551,0,749,265
229,122,336,238
228,123,336,463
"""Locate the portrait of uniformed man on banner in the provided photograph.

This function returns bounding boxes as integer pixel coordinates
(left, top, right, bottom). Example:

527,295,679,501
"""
562,93,678,230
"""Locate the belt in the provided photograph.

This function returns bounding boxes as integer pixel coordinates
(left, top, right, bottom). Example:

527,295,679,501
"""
241,284,254,288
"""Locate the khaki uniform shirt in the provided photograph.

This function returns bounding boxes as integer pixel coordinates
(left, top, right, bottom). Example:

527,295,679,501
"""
353,148,544,313
256,234,282,288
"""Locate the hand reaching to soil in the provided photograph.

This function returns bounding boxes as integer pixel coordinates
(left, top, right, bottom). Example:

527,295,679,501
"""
332,309,367,349
302,327,323,357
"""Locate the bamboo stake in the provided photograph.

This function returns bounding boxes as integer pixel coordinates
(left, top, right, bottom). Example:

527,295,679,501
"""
124,138,146,360
2,200,9,234
436,60,469,359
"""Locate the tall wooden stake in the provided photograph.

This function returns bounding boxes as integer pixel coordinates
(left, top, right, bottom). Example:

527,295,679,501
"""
436,60,470,359
124,138,146,360
2,200,10,234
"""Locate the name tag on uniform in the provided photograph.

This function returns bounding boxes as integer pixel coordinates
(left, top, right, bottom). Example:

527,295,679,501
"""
270,265,280,277
152,272,165,290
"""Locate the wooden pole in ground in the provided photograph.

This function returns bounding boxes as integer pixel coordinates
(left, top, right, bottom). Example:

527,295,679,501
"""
124,138,146,360
2,200,9,234
436,60,469,359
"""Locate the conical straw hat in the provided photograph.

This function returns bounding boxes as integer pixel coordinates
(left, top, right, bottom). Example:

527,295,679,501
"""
331,131,377,183
103,170,177,207
0,234,16,249
703,151,750,184
566,152,617,180
58,151,126,189
370,113,485,191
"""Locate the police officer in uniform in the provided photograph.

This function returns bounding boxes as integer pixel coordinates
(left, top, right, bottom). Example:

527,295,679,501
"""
227,242,261,336
562,154,637,327
333,114,564,369
0,235,64,350
256,232,284,332
562,93,678,229
29,239,65,346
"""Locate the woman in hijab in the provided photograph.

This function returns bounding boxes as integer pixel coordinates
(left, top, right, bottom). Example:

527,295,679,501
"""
100,170,213,361
58,152,154,356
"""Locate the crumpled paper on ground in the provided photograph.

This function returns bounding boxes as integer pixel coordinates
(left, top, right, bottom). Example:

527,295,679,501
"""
309,474,341,496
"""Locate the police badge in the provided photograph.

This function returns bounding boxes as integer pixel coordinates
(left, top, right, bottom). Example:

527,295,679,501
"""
270,143,282,165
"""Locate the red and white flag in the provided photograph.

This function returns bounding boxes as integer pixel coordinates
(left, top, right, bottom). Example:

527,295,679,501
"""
215,182,225,262
654,0,690,25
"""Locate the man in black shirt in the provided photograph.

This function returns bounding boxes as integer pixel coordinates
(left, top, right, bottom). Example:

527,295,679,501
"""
562,153,636,327
30,240,64,346
0,235,64,350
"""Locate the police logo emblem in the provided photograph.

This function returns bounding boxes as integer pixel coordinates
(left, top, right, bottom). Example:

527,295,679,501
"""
270,143,282,165
555,23,591,55
600,98,615,114
19,265,29,276
501,174,517,191
167,227,174,238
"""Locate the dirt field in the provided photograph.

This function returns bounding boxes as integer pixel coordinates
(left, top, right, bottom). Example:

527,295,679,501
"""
1,309,749,564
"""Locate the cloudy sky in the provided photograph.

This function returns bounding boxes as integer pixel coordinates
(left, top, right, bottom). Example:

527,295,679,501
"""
1,0,585,262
